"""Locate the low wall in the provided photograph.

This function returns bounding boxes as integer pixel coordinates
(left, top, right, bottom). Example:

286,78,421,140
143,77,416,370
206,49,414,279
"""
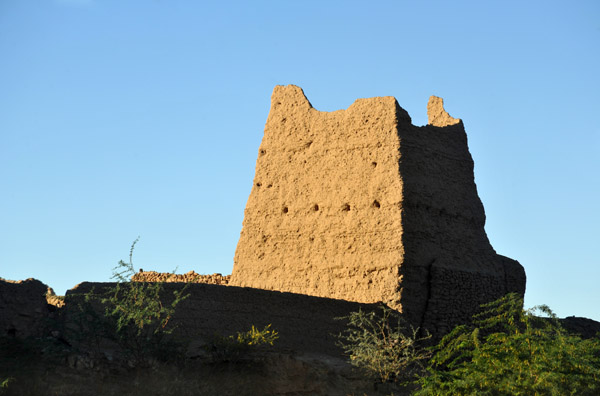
3,277,598,361
65,282,381,357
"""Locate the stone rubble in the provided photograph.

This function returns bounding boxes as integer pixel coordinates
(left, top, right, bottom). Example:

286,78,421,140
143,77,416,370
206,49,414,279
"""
131,270,230,285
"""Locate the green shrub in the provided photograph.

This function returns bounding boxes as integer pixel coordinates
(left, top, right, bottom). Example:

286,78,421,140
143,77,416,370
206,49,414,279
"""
205,324,279,363
415,293,600,396
337,305,431,384
1,377,13,391
80,238,191,365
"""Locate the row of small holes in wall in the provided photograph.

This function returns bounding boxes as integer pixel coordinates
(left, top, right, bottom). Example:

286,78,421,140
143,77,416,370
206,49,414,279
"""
255,182,273,188
281,201,381,214
259,149,376,166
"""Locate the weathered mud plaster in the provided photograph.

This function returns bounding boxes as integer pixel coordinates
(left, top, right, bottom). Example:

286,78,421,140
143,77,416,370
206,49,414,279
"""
231,85,525,334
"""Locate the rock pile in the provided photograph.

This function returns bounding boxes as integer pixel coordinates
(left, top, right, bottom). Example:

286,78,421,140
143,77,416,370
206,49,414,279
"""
131,270,230,285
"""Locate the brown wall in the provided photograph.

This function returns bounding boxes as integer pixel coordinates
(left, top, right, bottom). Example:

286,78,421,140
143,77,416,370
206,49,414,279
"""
231,86,526,333
231,86,406,308
397,100,526,332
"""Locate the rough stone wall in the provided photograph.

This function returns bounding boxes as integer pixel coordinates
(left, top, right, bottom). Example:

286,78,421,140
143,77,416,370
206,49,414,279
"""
231,85,526,333
0,278,52,338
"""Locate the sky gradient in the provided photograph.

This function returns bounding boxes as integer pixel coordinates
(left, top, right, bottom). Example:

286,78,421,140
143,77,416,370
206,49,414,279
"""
1,0,599,321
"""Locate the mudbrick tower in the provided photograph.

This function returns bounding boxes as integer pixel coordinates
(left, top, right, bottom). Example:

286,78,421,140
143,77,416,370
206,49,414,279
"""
231,85,525,334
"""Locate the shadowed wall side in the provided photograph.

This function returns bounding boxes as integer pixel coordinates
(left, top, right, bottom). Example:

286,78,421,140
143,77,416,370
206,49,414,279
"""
397,97,526,333
63,282,380,357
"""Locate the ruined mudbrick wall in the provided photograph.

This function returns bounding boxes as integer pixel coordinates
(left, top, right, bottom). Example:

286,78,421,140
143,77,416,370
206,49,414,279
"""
0,278,54,338
231,85,526,333
64,281,377,357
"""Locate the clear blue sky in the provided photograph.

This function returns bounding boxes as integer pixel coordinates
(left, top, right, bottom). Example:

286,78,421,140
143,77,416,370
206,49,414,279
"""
1,1,599,321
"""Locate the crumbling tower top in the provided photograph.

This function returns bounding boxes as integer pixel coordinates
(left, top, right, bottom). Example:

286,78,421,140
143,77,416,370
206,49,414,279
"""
427,96,461,127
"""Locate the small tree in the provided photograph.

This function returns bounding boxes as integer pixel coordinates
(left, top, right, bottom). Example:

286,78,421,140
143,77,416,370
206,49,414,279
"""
416,293,600,395
337,305,431,384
